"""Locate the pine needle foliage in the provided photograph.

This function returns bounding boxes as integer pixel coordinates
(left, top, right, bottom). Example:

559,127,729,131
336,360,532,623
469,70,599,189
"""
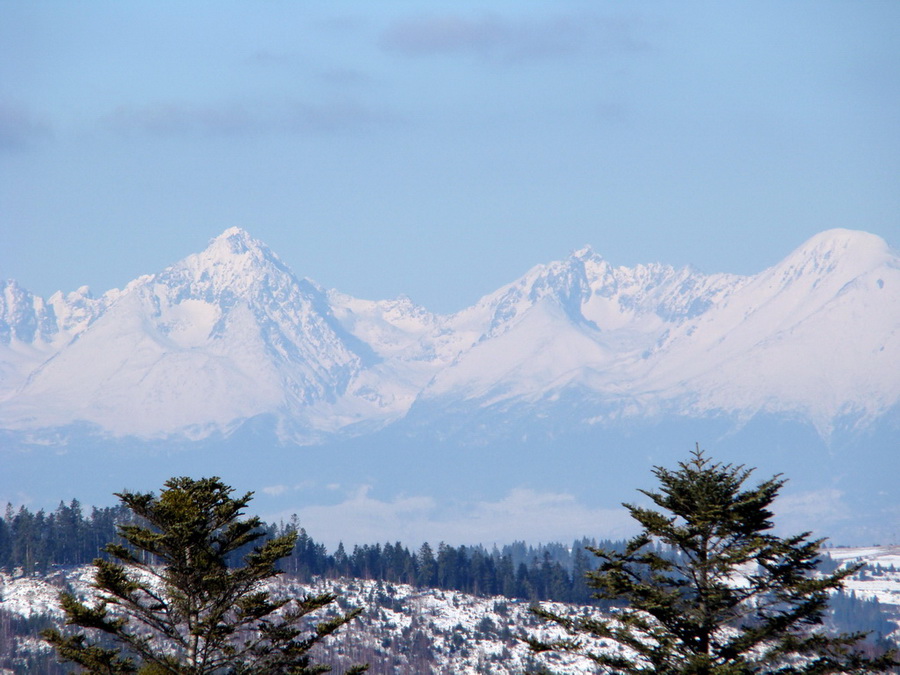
527,448,898,674
43,476,368,675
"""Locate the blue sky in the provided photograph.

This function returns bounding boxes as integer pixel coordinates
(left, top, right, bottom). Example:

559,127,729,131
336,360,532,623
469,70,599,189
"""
2,1,898,313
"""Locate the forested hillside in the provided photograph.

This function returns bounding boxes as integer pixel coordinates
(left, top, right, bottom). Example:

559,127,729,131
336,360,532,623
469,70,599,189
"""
0,500,897,674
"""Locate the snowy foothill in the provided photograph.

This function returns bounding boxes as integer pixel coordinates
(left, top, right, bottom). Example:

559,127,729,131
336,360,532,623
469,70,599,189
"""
0,566,605,674
1,546,899,673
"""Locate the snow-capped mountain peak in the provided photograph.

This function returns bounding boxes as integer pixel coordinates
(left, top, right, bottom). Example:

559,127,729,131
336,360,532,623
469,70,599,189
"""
756,229,894,300
153,227,299,300
785,228,893,267
0,227,897,444
197,227,279,272
0,227,376,439
570,244,602,263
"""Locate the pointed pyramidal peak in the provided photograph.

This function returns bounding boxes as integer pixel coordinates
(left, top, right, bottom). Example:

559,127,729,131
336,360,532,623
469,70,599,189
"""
0,227,373,441
206,226,270,260
570,245,601,263
153,227,300,301
567,244,618,289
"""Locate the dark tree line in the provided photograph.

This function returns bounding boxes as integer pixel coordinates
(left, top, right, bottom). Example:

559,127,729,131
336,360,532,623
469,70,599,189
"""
0,500,614,604
0,501,132,574
280,529,617,605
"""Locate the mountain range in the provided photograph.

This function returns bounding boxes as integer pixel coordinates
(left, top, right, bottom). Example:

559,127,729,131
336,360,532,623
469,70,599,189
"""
2,226,898,442
1,228,898,545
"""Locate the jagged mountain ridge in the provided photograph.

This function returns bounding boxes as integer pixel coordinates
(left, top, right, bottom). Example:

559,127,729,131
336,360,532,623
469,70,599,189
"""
1,227,897,443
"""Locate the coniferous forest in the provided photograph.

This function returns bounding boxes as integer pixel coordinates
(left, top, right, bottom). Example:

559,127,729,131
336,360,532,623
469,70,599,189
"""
0,499,612,604
1,498,897,673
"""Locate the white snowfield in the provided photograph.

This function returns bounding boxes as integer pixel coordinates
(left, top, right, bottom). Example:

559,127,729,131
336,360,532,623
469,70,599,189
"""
0,227,898,442
0,546,897,674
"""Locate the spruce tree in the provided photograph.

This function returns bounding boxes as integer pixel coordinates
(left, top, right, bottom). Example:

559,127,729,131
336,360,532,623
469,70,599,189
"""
527,448,898,674
43,476,367,674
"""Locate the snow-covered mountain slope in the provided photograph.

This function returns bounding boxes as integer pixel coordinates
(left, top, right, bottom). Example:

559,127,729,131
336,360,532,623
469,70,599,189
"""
2,230,366,440
419,246,746,410
416,230,899,437
647,230,900,433
0,227,897,443
0,282,106,402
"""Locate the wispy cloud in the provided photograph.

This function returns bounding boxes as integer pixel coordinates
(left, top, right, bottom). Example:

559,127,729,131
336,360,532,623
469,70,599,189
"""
317,67,372,87
380,12,649,63
268,486,635,549
244,48,374,89
441,488,636,545
283,99,399,134
102,98,399,138
273,485,436,546
244,49,295,68
104,102,257,138
262,480,318,497
774,488,851,535
0,101,51,152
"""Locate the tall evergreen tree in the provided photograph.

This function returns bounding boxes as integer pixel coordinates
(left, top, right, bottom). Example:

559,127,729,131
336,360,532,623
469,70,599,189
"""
528,448,898,674
43,476,367,675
